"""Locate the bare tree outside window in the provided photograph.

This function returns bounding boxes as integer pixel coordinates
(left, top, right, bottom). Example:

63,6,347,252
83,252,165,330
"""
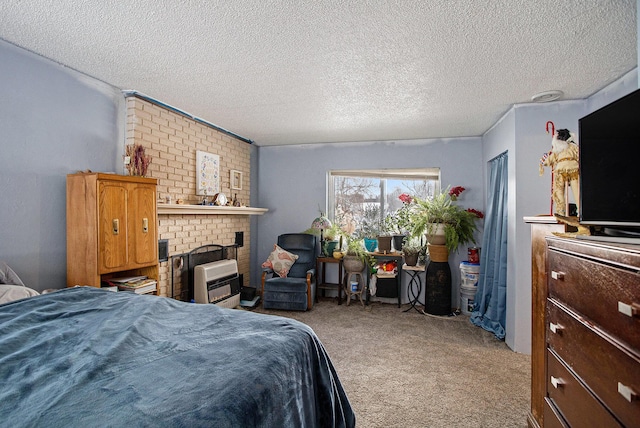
329,169,440,238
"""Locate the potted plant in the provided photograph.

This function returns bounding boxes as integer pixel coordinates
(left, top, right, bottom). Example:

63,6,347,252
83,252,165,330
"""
323,223,345,256
383,213,403,251
409,186,483,254
343,237,375,273
401,238,423,266
303,222,345,257
358,205,381,252
377,222,393,253
384,193,414,251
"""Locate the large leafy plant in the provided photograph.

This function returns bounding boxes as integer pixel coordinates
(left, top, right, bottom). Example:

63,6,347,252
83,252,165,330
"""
409,186,483,253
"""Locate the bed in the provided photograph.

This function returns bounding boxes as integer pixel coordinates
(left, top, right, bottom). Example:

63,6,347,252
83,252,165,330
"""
0,287,356,427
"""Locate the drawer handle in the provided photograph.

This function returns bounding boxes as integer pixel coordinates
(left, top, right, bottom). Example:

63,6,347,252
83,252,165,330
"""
618,382,638,402
618,301,640,318
551,270,565,281
551,376,565,389
549,322,563,334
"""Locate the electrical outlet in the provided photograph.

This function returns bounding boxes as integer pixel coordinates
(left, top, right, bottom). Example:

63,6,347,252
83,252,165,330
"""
235,231,244,247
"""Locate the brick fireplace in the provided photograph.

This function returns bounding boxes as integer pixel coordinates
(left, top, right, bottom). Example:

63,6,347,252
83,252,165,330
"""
125,95,254,297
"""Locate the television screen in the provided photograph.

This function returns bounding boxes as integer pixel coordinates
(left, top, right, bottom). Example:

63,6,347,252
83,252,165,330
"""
579,88,640,231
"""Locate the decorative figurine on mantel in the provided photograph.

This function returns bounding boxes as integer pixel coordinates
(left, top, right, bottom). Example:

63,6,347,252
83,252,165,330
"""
539,122,580,216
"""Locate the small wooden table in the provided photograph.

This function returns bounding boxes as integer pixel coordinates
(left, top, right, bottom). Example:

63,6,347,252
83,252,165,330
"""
316,257,343,304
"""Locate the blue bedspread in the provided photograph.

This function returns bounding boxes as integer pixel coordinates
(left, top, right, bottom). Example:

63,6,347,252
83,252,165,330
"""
0,287,355,427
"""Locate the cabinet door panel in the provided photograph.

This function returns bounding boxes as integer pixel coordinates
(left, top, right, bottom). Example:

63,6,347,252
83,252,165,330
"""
98,182,128,272
129,184,157,265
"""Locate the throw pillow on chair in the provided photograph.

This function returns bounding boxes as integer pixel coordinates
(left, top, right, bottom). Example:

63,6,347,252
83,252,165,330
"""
262,245,299,277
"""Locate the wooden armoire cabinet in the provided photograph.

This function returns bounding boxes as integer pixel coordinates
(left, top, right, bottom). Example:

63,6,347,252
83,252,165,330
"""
66,172,158,287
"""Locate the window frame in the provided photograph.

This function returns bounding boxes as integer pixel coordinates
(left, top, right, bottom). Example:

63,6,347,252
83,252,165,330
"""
328,168,441,236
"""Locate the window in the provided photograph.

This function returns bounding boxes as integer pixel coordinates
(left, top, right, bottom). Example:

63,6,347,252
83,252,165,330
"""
328,168,440,237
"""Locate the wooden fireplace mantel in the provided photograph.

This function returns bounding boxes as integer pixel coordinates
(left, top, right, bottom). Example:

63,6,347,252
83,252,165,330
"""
157,204,268,215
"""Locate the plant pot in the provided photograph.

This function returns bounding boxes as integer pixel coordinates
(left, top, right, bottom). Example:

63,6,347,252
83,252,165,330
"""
428,243,449,262
343,255,366,273
392,234,406,252
324,240,339,256
363,238,377,252
377,236,392,253
425,223,446,246
404,252,418,266
425,257,451,316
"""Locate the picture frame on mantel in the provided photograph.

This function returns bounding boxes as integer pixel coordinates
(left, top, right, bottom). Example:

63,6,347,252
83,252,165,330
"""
231,170,243,190
196,151,220,196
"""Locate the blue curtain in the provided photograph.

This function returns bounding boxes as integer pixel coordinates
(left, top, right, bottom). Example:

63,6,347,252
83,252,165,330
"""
470,151,508,339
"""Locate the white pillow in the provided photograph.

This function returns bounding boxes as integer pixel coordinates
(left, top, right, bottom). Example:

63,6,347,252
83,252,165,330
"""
0,284,40,304
0,262,25,286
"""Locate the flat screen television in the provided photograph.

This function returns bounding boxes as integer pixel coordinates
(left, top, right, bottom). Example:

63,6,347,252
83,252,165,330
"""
578,87,640,242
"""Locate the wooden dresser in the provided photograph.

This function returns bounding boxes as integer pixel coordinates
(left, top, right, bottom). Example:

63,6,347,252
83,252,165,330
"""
531,234,640,427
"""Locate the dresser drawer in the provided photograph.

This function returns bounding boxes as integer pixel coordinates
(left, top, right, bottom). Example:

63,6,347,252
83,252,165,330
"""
544,397,569,428
548,248,640,350
547,349,622,427
547,299,640,427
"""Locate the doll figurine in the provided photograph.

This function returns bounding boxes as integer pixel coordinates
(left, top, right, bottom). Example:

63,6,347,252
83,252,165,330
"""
539,128,580,216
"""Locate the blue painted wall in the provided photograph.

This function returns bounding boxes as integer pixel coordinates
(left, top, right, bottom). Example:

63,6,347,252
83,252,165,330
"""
254,137,485,305
0,39,123,291
479,67,638,353
484,99,588,353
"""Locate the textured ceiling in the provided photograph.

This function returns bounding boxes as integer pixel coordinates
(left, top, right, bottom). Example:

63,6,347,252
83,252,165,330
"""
0,1,636,146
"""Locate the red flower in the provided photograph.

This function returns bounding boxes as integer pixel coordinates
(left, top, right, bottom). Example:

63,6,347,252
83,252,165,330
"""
449,186,465,198
398,193,413,204
466,208,484,219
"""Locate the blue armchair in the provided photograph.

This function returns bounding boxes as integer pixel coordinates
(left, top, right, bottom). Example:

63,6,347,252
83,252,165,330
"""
261,233,318,311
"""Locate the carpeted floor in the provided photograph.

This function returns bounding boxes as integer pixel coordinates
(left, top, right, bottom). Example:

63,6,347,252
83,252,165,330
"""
255,299,530,428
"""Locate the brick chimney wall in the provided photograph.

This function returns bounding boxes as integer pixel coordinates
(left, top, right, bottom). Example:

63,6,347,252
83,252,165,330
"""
126,96,252,298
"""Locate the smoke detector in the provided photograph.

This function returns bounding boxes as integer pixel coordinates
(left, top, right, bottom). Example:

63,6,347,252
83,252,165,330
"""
531,90,564,103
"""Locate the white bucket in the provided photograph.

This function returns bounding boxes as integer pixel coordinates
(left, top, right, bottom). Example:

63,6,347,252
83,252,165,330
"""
460,262,480,288
460,287,475,316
